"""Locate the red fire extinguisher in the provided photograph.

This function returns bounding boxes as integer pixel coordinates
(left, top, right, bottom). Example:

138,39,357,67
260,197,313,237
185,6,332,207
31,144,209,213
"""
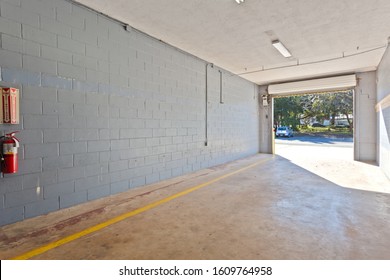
0,131,20,174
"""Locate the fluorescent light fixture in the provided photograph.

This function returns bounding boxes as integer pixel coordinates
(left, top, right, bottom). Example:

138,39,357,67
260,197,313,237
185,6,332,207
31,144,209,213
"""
272,40,292,58
235,0,245,4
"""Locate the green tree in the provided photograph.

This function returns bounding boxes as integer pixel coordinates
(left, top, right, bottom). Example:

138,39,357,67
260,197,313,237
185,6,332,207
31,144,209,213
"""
274,96,302,129
274,91,353,131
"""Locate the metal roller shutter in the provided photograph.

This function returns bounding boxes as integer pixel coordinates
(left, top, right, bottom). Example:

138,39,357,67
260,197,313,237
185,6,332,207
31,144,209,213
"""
268,75,356,96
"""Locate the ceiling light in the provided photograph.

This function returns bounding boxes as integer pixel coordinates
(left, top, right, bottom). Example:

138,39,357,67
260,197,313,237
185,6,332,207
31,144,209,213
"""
235,0,245,4
272,40,292,58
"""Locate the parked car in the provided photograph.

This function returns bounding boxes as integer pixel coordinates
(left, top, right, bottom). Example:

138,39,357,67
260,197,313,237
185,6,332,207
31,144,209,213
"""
312,123,325,127
335,124,350,128
275,126,293,137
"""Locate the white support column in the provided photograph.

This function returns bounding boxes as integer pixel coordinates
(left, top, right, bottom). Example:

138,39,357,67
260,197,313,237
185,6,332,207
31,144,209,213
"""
354,71,377,162
259,85,274,154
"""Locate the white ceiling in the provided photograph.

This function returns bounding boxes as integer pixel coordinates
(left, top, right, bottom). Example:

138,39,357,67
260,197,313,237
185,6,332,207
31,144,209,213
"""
74,0,390,85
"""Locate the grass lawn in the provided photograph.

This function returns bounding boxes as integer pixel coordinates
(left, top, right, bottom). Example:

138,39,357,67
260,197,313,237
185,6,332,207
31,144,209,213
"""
296,126,352,137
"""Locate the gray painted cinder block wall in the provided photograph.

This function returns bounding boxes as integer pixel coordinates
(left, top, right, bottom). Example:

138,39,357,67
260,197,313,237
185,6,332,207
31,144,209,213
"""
0,0,260,226
376,45,390,179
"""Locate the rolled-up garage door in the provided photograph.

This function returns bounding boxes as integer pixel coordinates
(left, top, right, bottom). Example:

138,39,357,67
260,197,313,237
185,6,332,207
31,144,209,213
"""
268,74,356,96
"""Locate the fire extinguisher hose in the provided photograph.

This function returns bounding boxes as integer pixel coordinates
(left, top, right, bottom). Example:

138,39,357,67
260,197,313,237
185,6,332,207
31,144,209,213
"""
0,135,6,174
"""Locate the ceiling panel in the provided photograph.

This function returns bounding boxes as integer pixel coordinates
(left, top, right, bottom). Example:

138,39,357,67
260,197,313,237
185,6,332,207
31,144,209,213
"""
74,0,390,84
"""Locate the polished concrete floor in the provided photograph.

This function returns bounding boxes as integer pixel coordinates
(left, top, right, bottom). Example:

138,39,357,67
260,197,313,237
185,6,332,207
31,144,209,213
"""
1,148,390,260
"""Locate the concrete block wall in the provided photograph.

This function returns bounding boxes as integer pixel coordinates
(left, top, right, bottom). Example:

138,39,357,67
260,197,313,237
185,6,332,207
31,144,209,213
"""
258,85,273,154
0,0,260,226
376,45,390,179
354,72,377,162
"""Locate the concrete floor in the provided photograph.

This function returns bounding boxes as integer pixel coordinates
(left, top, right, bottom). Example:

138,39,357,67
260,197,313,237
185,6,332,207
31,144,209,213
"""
1,145,390,260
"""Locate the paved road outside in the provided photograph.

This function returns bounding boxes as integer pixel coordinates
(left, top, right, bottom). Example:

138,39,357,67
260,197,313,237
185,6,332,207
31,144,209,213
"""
275,134,390,194
275,134,353,147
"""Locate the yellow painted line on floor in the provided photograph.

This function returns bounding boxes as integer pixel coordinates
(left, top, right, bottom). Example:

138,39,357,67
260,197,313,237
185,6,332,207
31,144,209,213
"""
12,157,271,260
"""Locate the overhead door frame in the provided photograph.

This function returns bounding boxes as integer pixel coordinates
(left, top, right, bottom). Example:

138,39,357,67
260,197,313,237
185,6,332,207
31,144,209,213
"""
268,74,357,97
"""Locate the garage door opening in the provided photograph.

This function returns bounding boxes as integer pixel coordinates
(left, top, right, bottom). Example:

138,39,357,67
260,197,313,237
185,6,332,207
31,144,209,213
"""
268,75,356,161
273,89,354,156
272,90,356,186
265,75,388,193
271,90,390,193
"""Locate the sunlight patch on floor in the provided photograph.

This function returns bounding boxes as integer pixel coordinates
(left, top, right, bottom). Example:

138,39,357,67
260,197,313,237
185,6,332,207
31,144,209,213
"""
276,144,390,194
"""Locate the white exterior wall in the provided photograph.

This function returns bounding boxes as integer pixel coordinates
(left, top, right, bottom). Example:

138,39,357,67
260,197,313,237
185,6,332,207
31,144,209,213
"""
376,46,390,179
0,0,260,225
354,72,377,162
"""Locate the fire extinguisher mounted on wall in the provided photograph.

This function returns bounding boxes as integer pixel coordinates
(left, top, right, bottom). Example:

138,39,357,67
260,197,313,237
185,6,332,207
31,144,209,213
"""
0,131,20,174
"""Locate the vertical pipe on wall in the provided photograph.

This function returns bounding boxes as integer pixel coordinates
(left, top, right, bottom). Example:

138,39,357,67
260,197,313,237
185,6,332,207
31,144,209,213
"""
205,63,212,146
219,70,223,104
